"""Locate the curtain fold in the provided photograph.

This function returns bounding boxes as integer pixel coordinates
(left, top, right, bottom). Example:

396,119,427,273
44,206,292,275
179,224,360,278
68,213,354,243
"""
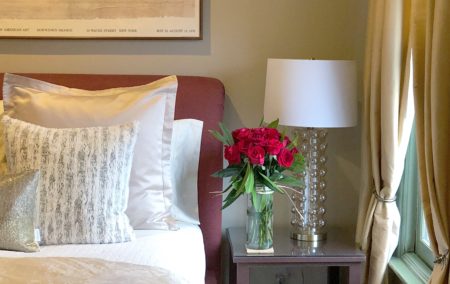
357,0,449,282
355,0,414,283
412,0,450,282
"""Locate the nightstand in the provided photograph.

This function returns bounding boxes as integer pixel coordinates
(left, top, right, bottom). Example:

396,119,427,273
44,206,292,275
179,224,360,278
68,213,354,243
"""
226,227,366,284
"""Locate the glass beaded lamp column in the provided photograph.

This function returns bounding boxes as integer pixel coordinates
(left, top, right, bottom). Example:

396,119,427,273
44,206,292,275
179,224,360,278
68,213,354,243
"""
292,127,328,241
263,58,357,242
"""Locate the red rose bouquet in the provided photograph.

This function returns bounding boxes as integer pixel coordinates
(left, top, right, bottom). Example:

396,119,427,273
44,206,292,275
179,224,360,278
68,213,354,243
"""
210,119,304,209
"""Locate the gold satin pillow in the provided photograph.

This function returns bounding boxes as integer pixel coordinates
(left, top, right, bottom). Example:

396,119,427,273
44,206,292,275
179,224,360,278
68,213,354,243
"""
0,170,40,252
0,100,6,175
3,74,178,230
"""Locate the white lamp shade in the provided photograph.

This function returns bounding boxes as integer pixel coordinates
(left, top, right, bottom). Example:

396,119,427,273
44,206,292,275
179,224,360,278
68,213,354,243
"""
264,59,357,128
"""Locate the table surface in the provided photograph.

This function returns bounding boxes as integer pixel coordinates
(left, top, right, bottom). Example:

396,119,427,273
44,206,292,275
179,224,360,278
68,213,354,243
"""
227,227,366,264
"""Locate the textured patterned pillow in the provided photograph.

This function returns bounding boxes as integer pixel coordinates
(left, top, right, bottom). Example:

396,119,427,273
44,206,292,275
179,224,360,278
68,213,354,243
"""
2,116,139,245
0,170,40,252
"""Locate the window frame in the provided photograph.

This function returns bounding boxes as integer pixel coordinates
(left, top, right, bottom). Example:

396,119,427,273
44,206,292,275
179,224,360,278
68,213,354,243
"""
416,198,434,267
389,124,433,283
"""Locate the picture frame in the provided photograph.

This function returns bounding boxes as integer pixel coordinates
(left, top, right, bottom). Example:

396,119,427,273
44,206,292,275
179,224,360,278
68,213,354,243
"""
0,0,202,39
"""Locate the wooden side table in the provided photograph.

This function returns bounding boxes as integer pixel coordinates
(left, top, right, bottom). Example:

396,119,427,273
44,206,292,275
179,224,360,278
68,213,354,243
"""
226,227,366,284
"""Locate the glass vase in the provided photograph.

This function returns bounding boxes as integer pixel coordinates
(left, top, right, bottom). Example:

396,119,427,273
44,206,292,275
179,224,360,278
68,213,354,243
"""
246,187,274,252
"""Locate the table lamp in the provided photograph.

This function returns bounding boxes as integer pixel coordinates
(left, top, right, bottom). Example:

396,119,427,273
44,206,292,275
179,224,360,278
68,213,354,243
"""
263,58,357,241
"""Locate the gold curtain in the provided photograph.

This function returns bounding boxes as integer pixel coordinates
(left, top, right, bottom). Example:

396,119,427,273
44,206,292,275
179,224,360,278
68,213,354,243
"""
412,0,450,282
355,0,414,283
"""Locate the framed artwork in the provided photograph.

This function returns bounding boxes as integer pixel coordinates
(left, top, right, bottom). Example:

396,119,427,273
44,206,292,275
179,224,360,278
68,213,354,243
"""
0,0,201,39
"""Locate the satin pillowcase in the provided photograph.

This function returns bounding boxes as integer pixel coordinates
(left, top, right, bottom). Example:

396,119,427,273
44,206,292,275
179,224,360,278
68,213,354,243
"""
171,119,203,225
0,170,40,252
2,74,177,230
2,116,139,245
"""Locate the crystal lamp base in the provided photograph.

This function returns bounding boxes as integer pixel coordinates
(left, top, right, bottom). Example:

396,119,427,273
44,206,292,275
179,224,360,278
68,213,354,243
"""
290,127,328,242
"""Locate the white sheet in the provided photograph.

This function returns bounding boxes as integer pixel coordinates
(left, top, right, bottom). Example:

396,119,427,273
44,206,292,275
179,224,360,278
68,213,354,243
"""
0,257,190,284
0,223,205,284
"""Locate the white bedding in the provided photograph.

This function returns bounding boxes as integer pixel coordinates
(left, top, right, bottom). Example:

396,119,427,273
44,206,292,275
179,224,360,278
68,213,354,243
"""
0,223,205,284
0,257,189,284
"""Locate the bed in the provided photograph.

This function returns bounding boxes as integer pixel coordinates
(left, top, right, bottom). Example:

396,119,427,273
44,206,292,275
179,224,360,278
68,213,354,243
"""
0,73,224,284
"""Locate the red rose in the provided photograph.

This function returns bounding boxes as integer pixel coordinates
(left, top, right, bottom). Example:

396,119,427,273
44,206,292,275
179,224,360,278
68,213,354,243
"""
224,145,241,165
232,128,251,142
282,135,292,147
247,145,265,165
237,140,250,154
263,128,280,140
277,148,294,167
249,128,268,145
264,138,283,155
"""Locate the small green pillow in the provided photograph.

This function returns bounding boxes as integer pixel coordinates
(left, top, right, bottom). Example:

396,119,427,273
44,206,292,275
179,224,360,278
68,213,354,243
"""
0,170,40,252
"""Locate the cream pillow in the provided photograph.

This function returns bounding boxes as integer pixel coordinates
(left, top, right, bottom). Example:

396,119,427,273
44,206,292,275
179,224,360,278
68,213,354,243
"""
0,170,40,252
2,116,139,245
171,119,203,225
3,74,177,230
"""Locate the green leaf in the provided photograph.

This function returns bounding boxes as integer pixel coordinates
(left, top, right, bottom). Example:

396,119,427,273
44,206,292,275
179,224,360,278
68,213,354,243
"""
235,173,247,195
219,122,234,145
287,133,300,149
269,172,283,181
291,134,300,147
267,118,279,129
269,171,302,187
251,190,261,212
222,186,243,209
259,117,265,127
222,192,241,209
221,183,234,194
278,175,302,187
261,193,272,211
289,153,305,173
208,129,229,145
237,163,253,194
258,171,283,194
212,166,242,178
244,163,255,194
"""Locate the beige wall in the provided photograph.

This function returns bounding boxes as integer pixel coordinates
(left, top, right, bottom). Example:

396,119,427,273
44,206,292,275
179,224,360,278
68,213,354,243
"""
0,0,368,231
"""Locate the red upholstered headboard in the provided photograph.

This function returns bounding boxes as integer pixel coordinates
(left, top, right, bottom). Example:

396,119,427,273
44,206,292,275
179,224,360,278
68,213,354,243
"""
0,73,224,284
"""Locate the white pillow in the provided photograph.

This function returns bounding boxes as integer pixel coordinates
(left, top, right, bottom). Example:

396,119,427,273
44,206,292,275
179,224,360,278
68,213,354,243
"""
170,119,203,225
2,116,139,245
2,73,177,230
0,100,203,225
